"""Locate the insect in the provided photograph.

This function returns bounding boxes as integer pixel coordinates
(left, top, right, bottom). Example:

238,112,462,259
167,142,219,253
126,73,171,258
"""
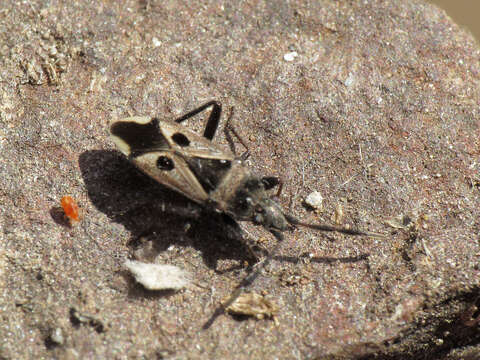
61,195,80,223
110,101,382,319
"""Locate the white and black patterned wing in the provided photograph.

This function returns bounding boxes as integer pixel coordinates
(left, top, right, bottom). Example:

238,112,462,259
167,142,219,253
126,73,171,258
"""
110,117,210,203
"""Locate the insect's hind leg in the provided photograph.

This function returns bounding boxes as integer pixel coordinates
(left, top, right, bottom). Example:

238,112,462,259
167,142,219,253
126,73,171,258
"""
174,101,222,141
224,107,250,160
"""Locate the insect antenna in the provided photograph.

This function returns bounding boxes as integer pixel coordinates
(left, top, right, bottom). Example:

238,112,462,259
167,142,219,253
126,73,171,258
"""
283,213,385,238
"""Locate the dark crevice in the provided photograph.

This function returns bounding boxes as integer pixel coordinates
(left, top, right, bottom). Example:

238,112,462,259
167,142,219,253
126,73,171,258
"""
356,288,480,359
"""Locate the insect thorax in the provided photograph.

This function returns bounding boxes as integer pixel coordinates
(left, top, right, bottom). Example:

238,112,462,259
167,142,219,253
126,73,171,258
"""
210,163,288,230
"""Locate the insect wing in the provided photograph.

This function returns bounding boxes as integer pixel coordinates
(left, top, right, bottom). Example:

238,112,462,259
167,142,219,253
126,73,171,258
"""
159,121,233,161
132,150,209,203
110,116,232,204
156,121,236,195
110,116,171,156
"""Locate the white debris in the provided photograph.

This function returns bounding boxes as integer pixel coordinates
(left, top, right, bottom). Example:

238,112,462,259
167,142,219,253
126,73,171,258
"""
152,37,161,47
305,191,323,209
344,72,355,87
124,260,190,291
333,203,344,224
50,327,64,345
283,51,298,62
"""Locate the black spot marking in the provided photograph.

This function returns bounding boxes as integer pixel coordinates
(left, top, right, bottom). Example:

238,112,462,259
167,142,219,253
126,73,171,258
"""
171,132,191,147
111,118,169,156
157,156,174,171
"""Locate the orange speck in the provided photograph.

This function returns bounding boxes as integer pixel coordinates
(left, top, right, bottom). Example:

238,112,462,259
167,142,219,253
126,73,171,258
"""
61,196,80,222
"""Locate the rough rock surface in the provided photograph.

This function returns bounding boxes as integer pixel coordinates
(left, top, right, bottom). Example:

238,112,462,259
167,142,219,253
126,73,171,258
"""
1,0,479,359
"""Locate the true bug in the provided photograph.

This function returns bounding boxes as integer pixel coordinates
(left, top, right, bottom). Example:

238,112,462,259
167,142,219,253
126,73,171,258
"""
110,101,382,320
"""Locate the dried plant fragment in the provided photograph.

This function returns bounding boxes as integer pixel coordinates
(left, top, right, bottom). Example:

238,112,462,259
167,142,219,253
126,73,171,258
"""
226,292,279,322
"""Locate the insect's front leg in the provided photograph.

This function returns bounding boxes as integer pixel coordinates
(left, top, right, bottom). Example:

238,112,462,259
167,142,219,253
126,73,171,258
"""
262,176,284,198
261,176,280,190
174,100,222,141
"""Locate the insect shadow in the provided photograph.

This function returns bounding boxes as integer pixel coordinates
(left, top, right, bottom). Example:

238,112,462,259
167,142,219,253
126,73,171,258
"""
50,206,72,228
78,149,255,270
79,150,371,270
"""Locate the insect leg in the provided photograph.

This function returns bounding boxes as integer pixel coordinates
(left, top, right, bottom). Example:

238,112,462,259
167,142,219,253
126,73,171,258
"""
261,176,284,199
275,181,284,198
261,176,280,190
221,230,284,311
224,107,250,160
174,101,222,141
202,229,285,329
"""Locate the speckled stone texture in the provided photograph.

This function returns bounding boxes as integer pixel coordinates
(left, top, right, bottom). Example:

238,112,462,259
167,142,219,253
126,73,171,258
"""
1,0,479,359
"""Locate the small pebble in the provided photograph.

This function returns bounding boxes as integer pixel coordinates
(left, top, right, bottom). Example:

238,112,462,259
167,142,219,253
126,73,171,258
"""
283,51,298,62
50,327,64,345
305,191,323,209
